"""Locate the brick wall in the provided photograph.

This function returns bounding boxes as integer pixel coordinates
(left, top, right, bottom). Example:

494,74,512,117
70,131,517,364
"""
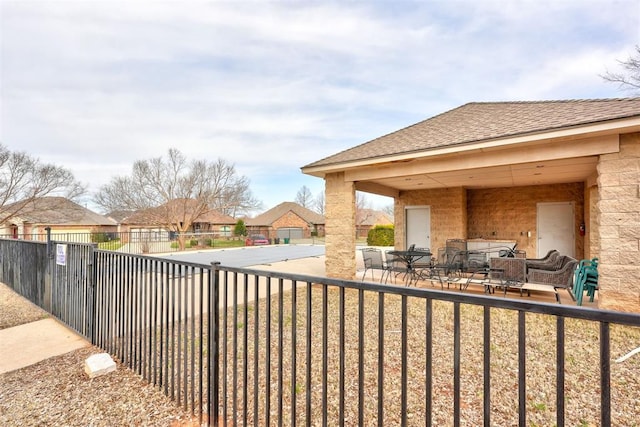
325,172,356,279
467,183,585,259
597,133,640,312
272,211,312,238
396,188,467,251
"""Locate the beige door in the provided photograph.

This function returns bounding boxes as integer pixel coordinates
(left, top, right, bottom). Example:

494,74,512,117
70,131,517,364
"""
405,206,431,250
537,202,574,258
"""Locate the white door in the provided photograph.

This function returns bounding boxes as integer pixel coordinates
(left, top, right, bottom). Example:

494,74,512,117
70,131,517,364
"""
405,206,431,250
537,202,575,258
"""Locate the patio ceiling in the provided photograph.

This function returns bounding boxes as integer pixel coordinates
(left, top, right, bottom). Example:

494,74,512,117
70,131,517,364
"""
346,133,619,197
363,156,599,192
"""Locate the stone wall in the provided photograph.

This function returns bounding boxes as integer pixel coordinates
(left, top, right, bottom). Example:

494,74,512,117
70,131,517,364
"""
467,183,585,259
586,183,599,260
596,133,640,312
324,172,356,280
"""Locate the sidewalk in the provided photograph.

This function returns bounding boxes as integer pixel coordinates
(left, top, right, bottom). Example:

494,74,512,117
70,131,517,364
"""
0,317,89,374
0,254,337,375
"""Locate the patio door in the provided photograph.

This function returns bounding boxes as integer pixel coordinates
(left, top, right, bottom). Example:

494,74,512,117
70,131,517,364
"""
405,206,431,250
537,202,574,258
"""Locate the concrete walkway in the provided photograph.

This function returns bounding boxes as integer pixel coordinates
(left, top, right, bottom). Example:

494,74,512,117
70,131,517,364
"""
0,318,90,374
0,253,343,374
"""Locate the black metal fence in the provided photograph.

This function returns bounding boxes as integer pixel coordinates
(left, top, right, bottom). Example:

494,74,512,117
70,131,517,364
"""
1,237,640,426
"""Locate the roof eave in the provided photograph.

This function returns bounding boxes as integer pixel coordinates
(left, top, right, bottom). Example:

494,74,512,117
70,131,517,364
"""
301,116,640,177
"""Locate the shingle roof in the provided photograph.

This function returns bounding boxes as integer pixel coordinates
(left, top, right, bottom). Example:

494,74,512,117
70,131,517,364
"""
194,210,237,224
246,202,325,226
3,197,116,226
304,98,640,168
121,199,236,225
356,209,393,226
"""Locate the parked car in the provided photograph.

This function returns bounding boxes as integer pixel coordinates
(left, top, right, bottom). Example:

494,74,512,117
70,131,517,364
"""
245,234,270,246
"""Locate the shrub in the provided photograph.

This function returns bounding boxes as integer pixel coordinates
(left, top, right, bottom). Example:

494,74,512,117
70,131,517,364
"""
91,233,109,243
367,225,394,246
234,219,247,237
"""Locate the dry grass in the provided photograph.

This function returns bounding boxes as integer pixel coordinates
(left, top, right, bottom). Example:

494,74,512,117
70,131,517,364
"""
221,285,640,426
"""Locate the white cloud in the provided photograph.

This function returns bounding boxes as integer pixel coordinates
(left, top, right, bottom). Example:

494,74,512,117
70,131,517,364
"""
2,0,639,212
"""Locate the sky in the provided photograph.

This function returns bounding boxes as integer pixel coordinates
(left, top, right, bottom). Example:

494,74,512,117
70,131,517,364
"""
1,0,639,215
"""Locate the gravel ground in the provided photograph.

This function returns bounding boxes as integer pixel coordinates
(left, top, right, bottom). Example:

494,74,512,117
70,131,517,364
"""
0,283,197,427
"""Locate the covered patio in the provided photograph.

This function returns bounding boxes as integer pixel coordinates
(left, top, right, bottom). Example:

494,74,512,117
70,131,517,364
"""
302,99,640,312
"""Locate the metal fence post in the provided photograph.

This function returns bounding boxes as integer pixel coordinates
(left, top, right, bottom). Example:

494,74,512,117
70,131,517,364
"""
43,227,52,312
88,243,97,343
209,262,221,427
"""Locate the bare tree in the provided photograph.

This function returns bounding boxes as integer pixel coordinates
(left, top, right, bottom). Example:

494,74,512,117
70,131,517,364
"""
0,144,85,224
314,190,325,215
355,191,375,232
601,45,640,94
381,203,394,218
295,185,314,208
94,148,261,250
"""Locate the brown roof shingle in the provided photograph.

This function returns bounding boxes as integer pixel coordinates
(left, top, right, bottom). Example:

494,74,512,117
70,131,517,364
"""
303,98,640,168
3,197,116,226
246,202,324,226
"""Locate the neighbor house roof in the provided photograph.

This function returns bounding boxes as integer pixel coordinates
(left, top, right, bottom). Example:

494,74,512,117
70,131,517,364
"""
122,199,235,225
356,209,393,226
2,197,116,226
106,210,136,223
246,202,325,226
194,210,236,224
303,98,640,169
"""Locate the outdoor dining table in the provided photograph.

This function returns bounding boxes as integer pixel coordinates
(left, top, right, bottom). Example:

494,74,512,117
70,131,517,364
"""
386,249,433,284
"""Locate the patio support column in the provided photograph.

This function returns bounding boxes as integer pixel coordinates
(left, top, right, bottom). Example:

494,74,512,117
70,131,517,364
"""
324,172,357,280
596,133,640,312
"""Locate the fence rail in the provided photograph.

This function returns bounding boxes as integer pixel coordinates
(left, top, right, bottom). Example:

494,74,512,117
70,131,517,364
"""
1,237,640,426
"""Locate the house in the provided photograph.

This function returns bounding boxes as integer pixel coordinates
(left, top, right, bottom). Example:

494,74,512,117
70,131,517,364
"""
302,98,640,312
0,197,117,241
118,199,237,241
245,202,325,240
356,208,393,238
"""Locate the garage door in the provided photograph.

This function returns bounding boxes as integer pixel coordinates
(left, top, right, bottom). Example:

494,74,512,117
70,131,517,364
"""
277,227,303,239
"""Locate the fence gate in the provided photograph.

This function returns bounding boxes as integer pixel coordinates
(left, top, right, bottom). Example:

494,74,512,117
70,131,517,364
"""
50,241,96,341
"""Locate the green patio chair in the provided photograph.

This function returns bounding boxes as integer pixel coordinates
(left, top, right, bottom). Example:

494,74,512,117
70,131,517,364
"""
573,258,599,306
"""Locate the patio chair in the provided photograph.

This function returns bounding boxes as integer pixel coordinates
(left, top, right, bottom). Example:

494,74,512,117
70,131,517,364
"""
525,250,560,271
527,255,579,297
422,246,466,289
573,258,598,306
460,257,527,295
446,238,467,254
361,248,389,283
405,247,433,286
384,251,411,284
411,247,433,269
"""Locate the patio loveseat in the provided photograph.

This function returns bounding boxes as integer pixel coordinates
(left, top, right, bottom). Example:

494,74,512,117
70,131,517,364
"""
527,255,579,298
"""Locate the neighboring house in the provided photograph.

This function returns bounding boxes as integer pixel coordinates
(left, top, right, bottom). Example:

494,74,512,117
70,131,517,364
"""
105,210,135,233
0,197,117,241
356,208,393,238
118,200,237,241
302,98,640,312
245,202,325,240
